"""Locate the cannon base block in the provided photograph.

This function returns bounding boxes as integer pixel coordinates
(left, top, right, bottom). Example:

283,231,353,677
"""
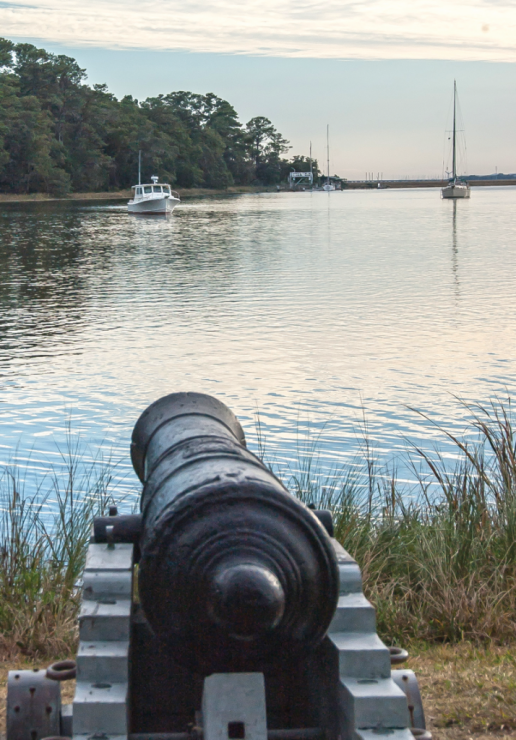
6,538,427,740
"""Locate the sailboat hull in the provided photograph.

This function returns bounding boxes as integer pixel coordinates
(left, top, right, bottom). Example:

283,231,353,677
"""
441,184,470,199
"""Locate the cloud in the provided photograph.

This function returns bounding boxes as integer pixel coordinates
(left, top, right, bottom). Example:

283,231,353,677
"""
0,1,35,7
1,0,516,61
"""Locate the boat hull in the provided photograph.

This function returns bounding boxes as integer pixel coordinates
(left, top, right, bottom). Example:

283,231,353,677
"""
441,184,470,199
128,196,180,214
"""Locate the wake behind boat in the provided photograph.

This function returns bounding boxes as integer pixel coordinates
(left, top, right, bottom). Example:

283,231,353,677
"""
128,175,180,214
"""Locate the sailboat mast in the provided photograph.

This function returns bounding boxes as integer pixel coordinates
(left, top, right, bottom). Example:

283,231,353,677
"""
452,81,456,181
138,150,142,185
309,141,312,184
326,124,330,184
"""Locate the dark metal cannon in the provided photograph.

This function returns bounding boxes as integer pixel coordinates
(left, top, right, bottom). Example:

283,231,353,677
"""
6,392,429,740
130,392,339,673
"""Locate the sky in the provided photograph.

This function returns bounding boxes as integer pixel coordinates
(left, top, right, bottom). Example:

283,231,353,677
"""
2,0,516,178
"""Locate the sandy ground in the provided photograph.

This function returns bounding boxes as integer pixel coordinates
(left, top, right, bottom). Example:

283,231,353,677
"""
1,643,515,738
410,644,515,739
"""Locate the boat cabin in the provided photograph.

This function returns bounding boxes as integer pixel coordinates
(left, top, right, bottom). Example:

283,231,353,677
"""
133,185,172,197
131,175,177,200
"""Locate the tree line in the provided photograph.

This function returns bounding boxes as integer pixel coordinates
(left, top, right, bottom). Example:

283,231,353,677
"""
0,38,320,196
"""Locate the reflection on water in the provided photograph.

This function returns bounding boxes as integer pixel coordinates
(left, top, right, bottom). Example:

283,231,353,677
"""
451,200,460,302
129,212,172,221
1,189,516,503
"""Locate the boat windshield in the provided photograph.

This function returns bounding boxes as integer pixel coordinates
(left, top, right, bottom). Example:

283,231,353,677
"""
153,185,162,193
163,186,170,194
136,187,142,195
144,186,152,194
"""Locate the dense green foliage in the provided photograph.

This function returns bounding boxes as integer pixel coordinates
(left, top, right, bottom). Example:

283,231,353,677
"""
0,38,320,195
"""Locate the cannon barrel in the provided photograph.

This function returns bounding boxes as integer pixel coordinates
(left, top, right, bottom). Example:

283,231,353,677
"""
130,392,339,674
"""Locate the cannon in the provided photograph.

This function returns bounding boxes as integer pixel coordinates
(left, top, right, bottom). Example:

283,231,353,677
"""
6,392,429,740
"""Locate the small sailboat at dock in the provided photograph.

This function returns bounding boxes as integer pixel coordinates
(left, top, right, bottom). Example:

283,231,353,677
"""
322,124,335,191
441,82,470,200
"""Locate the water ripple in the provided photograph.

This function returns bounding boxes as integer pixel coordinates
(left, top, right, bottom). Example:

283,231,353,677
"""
1,189,516,503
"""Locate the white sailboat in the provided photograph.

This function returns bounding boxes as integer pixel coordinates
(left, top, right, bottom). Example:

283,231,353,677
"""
441,82,470,200
128,151,180,214
322,124,335,192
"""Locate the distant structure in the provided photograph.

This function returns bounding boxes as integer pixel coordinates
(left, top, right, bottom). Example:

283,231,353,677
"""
327,176,344,190
467,172,516,180
289,171,313,189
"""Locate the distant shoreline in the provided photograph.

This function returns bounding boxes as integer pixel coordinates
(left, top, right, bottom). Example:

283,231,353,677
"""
345,178,516,190
0,180,515,203
0,185,277,204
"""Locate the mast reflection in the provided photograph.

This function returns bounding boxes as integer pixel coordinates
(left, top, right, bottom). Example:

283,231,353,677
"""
451,200,460,301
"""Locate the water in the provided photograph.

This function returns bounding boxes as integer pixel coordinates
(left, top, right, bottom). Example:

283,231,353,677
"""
1,188,516,504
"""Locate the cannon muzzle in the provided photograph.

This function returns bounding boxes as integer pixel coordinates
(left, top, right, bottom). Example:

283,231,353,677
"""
131,392,339,673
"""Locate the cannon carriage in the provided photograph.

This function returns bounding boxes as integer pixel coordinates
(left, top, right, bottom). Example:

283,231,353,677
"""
6,392,428,740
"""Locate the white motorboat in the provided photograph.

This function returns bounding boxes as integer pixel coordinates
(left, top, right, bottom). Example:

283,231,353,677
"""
128,175,180,214
441,82,470,200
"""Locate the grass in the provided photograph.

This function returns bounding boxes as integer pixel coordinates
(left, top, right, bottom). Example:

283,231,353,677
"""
283,397,516,646
0,433,117,659
410,642,516,738
0,397,515,660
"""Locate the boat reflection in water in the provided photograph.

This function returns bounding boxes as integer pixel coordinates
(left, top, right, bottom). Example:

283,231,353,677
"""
130,212,172,221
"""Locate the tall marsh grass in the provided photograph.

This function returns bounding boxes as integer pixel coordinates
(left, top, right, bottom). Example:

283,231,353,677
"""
287,398,516,645
0,435,116,658
1,398,515,660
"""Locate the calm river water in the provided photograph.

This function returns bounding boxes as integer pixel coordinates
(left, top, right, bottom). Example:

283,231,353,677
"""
1,188,516,504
